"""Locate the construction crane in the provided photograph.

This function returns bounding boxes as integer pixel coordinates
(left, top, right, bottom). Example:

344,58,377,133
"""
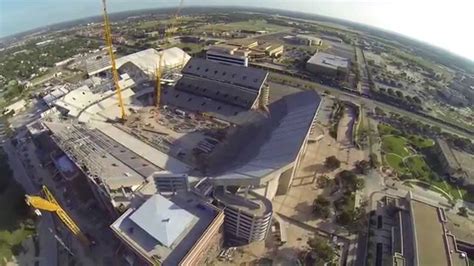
25,186,90,246
155,55,164,107
155,0,185,107
101,0,126,120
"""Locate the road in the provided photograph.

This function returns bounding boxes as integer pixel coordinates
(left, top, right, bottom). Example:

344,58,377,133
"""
4,140,58,266
267,73,473,139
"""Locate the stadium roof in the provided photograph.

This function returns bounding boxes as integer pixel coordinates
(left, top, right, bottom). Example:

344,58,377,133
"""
307,52,349,70
87,47,191,76
211,90,321,185
129,194,196,248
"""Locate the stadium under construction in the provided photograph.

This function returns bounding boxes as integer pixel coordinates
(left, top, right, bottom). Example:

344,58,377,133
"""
27,47,321,265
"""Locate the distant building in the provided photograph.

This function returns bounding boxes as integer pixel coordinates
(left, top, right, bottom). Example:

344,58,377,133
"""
227,39,259,49
306,52,350,78
3,99,26,116
295,35,323,46
111,192,224,266
206,44,249,67
254,43,284,58
435,139,473,187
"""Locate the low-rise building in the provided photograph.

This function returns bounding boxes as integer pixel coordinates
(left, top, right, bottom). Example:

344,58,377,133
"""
435,138,474,187
306,52,350,78
206,44,249,67
367,193,470,266
111,192,224,266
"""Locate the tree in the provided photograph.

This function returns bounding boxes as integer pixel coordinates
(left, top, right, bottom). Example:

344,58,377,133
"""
355,160,371,174
325,156,341,170
337,170,358,191
313,196,331,218
369,153,380,168
395,90,403,98
306,236,336,265
317,175,330,188
458,207,468,218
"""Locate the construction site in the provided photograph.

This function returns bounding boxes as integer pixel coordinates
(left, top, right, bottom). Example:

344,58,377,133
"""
20,1,322,265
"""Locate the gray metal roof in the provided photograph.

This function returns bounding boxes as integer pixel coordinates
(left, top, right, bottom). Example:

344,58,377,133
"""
307,52,349,70
182,58,268,91
129,194,197,248
211,90,321,185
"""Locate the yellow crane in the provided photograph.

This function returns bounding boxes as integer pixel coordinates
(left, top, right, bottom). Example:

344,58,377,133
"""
102,0,126,120
155,55,164,107
155,0,185,107
25,186,90,246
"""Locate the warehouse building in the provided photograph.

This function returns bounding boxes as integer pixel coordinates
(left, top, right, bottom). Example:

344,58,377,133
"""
306,52,350,78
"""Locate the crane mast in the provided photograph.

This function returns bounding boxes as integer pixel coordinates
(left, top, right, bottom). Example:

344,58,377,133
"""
25,186,90,246
102,0,126,120
156,0,185,107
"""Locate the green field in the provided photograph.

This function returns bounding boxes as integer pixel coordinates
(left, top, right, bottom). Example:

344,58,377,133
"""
385,154,408,173
407,135,435,148
382,136,410,157
377,123,400,136
199,19,290,33
405,156,431,178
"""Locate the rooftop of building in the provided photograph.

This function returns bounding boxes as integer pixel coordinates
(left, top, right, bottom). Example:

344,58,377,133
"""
110,191,222,265
43,122,159,190
410,200,468,266
87,47,191,77
214,188,272,217
296,34,322,42
209,90,320,186
227,38,258,48
307,52,349,70
437,138,474,180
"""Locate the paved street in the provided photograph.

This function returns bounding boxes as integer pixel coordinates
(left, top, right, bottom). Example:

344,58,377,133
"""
268,72,473,139
4,140,58,266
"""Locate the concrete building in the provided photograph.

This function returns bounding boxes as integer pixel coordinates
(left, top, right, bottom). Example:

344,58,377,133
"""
253,43,284,58
3,99,26,116
111,192,224,265
214,188,272,246
206,44,249,67
369,194,469,266
306,52,350,78
295,35,323,46
435,139,474,187
227,39,259,49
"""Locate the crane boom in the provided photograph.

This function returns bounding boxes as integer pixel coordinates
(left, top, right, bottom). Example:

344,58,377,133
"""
26,186,90,245
102,0,126,120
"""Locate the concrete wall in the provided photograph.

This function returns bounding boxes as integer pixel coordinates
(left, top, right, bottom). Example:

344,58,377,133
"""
276,167,294,195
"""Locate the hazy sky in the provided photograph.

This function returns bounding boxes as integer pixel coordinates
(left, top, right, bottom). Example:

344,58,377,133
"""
1,0,473,60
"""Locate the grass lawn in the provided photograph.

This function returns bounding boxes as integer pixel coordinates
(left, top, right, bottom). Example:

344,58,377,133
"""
407,135,435,148
405,156,431,179
382,136,410,157
377,123,400,136
385,154,408,173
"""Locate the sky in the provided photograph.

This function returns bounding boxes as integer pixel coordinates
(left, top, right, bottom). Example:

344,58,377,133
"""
1,0,473,61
